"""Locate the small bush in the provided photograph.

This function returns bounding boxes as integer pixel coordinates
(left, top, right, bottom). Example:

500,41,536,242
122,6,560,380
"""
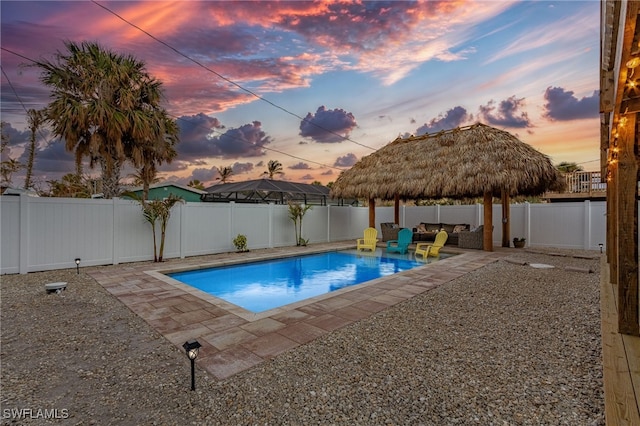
233,234,248,252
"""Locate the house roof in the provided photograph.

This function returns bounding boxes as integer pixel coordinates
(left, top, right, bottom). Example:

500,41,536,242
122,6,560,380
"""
126,181,207,195
202,178,332,204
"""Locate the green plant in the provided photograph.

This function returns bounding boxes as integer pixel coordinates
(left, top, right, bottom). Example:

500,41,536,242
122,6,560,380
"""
125,192,183,262
233,234,248,252
288,202,312,246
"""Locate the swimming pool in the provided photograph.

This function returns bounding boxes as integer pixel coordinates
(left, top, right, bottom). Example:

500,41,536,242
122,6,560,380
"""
168,249,441,313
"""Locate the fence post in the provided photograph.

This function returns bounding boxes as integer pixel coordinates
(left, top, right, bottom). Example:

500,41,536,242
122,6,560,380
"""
180,202,186,259
112,198,119,265
269,203,274,248
229,202,235,249
524,202,531,244
583,200,591,250
19,194,29,274
327,205,331,242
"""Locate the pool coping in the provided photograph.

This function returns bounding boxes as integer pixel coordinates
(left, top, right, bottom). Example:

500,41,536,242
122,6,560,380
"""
88,242,507,380
148,246,452,322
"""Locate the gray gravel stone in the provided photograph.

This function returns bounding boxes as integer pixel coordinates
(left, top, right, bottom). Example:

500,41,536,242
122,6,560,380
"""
1,248,604,425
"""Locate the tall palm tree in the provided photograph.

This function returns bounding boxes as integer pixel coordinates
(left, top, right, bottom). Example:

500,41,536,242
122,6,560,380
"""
24,108,45,190
128,109,179,200
0,125,23,187
35,41,178,199
216,165,233,183
264,159,284,179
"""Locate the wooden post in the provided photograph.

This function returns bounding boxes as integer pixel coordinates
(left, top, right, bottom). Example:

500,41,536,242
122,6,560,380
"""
607,162,618,284
501,190,510,248
368,198,375,228
483,192,493,251
616,114,639,336
394,194,400,225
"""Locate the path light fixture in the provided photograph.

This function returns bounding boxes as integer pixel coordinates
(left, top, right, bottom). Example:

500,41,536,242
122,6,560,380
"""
75,258,81,274
599,243,604,254
183,339,201,391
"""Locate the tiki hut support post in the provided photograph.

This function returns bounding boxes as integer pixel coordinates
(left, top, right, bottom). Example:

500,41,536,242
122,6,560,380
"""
483,192,493,251
368,198,376,228
394,194,400,225
501,189,510,247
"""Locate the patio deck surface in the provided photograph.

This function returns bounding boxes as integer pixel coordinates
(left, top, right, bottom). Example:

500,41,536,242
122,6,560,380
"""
88,243,506,380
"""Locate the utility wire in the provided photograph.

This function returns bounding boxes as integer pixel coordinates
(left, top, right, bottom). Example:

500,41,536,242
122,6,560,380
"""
1,64,54,148
90,0,376,151
168,112,345,171
1,46,346,172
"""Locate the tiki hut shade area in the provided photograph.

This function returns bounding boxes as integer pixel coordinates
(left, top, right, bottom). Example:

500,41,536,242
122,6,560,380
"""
330,123,563,201
330,123,564,250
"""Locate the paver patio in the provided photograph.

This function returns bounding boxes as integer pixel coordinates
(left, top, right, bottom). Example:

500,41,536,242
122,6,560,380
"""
88,242,506,380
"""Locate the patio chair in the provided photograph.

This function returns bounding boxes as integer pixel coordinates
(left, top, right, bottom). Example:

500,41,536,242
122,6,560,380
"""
356,227,378,252
415,230,448,259
386,228,413,254
380,222,401,242
458,225,484,249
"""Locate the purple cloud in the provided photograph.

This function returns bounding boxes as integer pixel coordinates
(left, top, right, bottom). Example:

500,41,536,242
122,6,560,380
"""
176,115,271,161
231,162,254,175
416,106,471,135
478,96,531,128
289,162,310,170
190,166,218,183
334,153,358,168
543,87,598,121
299,106,357,143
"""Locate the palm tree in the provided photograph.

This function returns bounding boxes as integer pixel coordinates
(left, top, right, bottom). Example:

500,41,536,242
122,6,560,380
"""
216,165,233,183
1,125,23,187
46,173,91,198
264,160,284,179
24,109,45,190
287,202,312,246
556,162,584,173
188,179,205,190
35,41,179,199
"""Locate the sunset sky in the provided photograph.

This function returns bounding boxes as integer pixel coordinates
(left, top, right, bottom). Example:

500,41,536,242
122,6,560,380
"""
1,0,600,189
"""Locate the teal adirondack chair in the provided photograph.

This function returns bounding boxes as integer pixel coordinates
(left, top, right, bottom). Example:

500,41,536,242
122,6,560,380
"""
386,228,413,254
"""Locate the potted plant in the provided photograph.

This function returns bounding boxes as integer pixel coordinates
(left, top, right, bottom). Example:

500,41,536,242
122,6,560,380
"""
513,237,526,248
233,234,248,252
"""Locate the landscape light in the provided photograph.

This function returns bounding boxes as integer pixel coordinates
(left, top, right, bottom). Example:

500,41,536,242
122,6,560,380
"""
183,339,201,391
75,258,81,274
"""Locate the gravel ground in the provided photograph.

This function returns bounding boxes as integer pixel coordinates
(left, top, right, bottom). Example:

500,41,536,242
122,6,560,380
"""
1,248,604,425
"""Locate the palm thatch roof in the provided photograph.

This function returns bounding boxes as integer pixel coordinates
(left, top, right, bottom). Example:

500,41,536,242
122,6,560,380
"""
330,123,563,200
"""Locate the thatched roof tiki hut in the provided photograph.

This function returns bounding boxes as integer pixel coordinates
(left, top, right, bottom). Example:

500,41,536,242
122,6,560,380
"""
330,123,563,251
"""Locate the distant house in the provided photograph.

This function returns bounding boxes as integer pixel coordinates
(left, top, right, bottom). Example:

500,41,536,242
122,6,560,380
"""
123,182,206,202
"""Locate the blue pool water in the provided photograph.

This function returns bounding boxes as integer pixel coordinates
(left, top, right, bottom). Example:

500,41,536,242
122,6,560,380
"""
169,250,433,313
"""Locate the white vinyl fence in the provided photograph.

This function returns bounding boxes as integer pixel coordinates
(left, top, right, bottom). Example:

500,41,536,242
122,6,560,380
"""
0,195,606,274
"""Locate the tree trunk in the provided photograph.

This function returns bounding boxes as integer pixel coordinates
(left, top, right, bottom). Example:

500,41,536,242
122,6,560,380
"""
100,157,122,199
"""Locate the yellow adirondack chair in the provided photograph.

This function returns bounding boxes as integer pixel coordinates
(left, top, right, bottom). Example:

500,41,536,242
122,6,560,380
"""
415,230,448,259
356,227,378,251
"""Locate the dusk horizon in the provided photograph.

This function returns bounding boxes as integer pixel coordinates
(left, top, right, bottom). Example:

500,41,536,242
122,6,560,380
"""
1,1,600,190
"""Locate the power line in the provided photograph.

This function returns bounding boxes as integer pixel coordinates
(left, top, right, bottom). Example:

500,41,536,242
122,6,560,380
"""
168,113,345,171
0,47,345,173
90,0,376,151
0,64,54,148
